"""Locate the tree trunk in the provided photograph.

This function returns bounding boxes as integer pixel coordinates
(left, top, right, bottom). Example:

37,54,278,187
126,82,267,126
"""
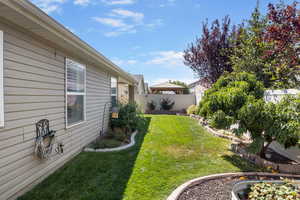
259,141,272,159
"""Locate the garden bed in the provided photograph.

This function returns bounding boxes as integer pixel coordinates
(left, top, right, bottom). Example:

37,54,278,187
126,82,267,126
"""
169,173,300,200
232,143,300,174
84,131,138,152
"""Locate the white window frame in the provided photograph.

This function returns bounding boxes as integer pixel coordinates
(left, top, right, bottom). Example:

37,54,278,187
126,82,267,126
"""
111,76,118,107
0,30,4,128
65,58,86,129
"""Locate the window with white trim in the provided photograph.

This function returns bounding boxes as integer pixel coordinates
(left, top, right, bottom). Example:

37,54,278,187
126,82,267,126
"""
111,77,117,107
0,31,4,127
66,58,86,127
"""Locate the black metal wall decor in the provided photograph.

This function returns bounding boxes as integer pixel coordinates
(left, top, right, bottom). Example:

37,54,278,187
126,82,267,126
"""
34,119,64,160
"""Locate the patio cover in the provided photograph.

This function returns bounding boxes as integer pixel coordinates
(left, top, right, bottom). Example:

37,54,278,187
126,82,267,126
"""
150,82,185,94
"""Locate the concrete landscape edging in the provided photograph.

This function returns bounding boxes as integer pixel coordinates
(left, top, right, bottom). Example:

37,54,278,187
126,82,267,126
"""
166,172,300,200
84,130,138,152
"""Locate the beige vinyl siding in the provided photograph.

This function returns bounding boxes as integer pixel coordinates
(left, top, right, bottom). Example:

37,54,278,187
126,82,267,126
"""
0,19,111,200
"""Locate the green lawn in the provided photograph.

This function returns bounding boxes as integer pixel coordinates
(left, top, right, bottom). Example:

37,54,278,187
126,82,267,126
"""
19,115,261,200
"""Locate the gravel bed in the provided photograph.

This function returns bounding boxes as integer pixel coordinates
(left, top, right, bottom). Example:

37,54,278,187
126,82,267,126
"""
178,175,298,200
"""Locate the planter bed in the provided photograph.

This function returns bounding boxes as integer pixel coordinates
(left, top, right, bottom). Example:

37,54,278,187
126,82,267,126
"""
84,130,138,152
232,143,300,174
170,173,300,200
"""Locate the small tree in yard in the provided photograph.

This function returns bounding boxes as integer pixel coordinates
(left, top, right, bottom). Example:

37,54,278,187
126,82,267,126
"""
264,2,300,88
230,4,274,87
238,95,300,158
184,16,236,86
199,72,300,158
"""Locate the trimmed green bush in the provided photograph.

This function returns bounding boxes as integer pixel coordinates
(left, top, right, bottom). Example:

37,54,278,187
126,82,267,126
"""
198,72,300,158
147,100,156,111
186,105,198,115
160,98,175,110
111,103,143,135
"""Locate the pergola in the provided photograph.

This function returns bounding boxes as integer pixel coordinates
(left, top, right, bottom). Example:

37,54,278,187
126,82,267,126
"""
150,82,185,94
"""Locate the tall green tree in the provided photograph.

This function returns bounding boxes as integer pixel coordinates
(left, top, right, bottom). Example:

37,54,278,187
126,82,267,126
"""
230,3,273,87
231,1,300,88
264,1,300,88
169,80,190,94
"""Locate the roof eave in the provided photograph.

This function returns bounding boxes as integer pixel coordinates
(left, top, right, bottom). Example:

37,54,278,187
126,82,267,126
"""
1,0,137,84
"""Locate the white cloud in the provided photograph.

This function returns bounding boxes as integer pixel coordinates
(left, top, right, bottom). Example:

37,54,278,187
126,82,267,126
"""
111,9,144,23
146,51,184,66
101,0,136,5
93,8,148,37
93,17,127,27
112,58,138,66
145,19,163,29
74,0,90,6
30,0,66,14
93,9,162,37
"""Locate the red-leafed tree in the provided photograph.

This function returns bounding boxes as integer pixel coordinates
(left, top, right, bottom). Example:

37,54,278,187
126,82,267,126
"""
264,2,300,88
184,16,237,86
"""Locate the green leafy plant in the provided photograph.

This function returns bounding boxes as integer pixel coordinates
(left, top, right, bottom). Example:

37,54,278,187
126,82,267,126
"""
111,103,143,136
248,180,300,200
160,98,175,111
237,95,300,157
186,105,198,115
198,72,300,158
147,100,156,111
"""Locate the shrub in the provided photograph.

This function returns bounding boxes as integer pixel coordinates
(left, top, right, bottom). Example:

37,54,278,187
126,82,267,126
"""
237,95,300,157
186,105,198,115
147,100,156,111
198,72,264,120
160,98,175,110
248,180,300,200
199,72,300,158
110,103,143,135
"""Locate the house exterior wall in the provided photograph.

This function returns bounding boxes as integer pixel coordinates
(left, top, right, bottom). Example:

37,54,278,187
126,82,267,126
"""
0,20,111,200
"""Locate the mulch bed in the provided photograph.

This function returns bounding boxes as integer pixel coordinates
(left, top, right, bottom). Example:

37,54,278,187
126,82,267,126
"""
178,175,300,200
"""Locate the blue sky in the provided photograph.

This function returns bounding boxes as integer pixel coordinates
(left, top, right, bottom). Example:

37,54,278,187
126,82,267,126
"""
30,0,294,85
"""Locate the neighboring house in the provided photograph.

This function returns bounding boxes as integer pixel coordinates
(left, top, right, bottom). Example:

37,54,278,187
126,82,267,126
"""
144,83,150,94
188,80,208,104
0,1,137,200
134,74,148,95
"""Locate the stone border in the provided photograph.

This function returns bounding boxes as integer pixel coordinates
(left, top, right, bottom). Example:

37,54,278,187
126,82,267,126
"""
84,130,138,152
166,172,300,200
189,114,249,144
232,143,300,174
